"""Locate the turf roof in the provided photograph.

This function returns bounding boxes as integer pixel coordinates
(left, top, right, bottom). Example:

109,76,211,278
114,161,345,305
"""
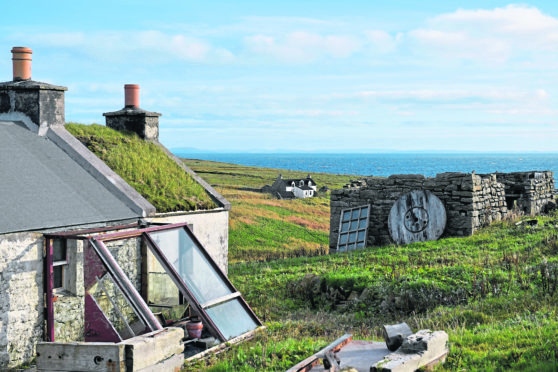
66,123,217,213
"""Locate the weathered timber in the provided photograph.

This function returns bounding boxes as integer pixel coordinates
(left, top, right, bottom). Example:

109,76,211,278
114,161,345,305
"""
370,330,449,372
388,190,446,245
122,328,184,371
286,334,353,372
36,342,126,372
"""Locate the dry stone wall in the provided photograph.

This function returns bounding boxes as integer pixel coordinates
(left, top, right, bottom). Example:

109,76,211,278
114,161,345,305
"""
330,171,555,250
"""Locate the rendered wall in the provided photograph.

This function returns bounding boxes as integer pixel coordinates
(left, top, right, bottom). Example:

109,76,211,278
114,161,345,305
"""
148,209,229,274
0,232,44,369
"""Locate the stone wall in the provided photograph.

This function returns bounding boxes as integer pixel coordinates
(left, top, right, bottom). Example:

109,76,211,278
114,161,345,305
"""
330,171,555,250
0,232,44,369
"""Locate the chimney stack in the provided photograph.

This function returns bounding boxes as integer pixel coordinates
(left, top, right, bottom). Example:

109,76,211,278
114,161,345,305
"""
124,84,140,107
104,84,161,141
1,47,67,131
12,47,32,81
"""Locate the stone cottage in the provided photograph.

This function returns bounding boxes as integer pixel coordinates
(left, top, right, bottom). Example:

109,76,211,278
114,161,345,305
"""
0,47,259,370
330,171,555,251
267,174,318,199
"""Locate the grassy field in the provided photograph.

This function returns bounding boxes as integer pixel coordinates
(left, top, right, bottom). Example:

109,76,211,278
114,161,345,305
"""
184,158,353,262
182,159,558,372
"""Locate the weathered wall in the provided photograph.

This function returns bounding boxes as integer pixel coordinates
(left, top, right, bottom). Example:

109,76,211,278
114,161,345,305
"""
496,171,555,215
330,171,554,250
0,232,44,369
54,239,85,342
148,209,229,274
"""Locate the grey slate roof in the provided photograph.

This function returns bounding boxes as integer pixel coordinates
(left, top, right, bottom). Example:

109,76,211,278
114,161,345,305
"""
0,120,140,234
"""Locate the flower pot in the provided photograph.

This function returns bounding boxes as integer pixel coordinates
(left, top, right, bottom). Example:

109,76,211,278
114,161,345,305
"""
186,321,203,339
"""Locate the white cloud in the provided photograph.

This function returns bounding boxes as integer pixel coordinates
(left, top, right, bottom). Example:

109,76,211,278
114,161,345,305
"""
12,30,233,64
409,5,558,63
244,31,361,63
364,30,399,53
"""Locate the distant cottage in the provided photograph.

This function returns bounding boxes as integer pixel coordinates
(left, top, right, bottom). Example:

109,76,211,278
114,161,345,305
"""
268,174,318,199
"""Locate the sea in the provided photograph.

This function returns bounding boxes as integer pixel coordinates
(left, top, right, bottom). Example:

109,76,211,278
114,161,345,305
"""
174,152,558,178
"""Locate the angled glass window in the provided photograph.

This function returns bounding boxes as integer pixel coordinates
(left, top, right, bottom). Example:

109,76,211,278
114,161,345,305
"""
337,205,370,252
144,225,261,342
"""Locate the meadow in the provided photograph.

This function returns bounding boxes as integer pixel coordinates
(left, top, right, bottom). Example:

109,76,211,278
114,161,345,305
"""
183,159,558,371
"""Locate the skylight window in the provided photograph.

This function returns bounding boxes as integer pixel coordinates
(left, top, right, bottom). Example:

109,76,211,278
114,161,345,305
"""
337,205,370,251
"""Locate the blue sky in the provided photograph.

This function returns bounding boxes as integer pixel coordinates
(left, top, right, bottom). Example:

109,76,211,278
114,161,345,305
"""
2,1,558,152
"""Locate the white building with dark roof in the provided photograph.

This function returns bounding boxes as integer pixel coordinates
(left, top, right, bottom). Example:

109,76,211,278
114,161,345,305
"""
0,47,258,371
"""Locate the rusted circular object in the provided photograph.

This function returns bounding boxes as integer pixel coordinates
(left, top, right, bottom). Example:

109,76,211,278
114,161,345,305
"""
388,190,446,245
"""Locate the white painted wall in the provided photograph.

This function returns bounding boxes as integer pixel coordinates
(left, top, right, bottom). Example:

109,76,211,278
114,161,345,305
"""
147,209,229,274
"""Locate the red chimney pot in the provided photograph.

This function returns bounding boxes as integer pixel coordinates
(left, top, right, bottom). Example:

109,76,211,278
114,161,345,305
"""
124,84,140,108
11,47,32,81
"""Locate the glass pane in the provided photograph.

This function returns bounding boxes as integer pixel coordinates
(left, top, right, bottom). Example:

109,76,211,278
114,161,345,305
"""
52,239,66,262
206,299,258,340
360,207,369,218
359,219,368,229
357,230,366,241
349,232,357,243
347,243,356,251
149,229,232,304
339,233,348,244
350,221,358,230
351,210,359,219
341,222,350,232
338,245,347,252
53,266,63,289
356,242,365,248
342,211,351,221
89,274,147,339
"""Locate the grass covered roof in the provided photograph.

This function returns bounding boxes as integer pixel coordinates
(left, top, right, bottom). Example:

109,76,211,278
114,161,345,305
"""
66,123,217,213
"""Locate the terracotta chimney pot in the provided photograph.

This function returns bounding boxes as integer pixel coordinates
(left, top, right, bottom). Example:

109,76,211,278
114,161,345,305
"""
11,47,32,81
124,84,140,108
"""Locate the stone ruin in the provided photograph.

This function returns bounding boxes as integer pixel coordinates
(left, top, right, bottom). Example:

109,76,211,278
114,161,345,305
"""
330,171,556,250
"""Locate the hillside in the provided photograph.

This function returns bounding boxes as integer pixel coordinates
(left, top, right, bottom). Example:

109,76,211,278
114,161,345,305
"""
182,159,558,371
183,158,354,262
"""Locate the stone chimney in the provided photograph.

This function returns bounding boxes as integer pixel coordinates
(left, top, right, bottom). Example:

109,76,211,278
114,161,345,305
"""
103,84,161,141
0,47,67,131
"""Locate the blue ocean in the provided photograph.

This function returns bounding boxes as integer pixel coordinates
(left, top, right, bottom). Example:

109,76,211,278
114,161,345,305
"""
174,152,558,178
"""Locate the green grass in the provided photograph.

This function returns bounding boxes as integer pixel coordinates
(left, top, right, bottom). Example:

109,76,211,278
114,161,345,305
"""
182,217,558,371
66,123,216,212
178,159,558,371
183,159,353,262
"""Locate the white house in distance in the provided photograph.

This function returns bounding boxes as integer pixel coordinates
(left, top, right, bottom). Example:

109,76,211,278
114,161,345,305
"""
269,174,318,199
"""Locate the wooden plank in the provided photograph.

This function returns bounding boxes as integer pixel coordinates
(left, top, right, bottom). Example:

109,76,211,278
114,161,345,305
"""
185,327,263,363
36,342,126,372
285,334,353,372
120,328,184,371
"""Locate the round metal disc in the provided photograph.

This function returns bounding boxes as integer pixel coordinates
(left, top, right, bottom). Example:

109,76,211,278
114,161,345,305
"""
388,190,446,245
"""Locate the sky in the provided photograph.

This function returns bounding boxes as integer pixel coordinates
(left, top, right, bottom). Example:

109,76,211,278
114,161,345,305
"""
2,1,558,152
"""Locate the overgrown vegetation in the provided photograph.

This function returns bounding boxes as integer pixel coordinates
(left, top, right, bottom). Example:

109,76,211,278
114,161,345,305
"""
181,160,558,371
66,123,216,212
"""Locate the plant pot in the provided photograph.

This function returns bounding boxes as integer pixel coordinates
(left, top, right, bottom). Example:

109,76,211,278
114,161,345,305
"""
186,321,203,339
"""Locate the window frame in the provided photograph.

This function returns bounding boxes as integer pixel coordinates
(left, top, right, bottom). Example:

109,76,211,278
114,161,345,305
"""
51,239,68,291
336,205,370,252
